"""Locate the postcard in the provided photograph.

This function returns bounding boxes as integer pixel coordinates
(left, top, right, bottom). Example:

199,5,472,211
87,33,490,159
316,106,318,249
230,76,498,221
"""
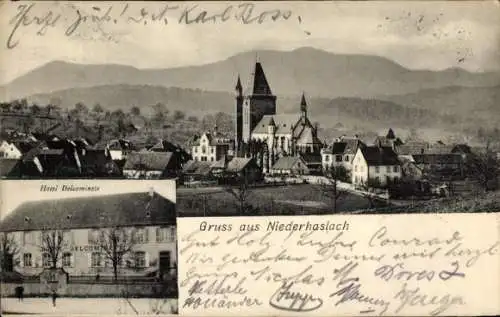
1,0,499,316
0,179,178,314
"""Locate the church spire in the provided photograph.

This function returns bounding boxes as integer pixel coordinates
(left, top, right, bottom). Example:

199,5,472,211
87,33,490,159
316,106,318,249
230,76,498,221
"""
300,92,307,118
235,75,242,96
245,61,273,96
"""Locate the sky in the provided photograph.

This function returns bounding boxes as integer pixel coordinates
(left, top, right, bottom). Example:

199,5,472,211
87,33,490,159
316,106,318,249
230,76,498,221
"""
0,1,499,84
0,180,176,220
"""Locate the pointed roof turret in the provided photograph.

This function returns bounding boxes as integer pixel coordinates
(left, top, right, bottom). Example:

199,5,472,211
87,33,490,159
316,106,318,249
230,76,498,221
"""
245,62,273,96
386,128,395,140
235,75,242,91
300,92,307,110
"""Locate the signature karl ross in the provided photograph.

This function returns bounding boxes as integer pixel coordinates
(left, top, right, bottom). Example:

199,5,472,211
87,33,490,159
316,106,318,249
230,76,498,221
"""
269,281,323,312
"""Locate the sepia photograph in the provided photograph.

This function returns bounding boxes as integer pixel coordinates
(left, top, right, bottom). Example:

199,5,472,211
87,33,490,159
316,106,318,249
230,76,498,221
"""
0,180,178,314
0,1,499,219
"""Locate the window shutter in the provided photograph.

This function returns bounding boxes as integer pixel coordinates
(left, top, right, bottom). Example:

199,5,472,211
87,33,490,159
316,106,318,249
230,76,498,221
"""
88,253,92,269
144,252,150,268
19,254,24,268
144,228,149,243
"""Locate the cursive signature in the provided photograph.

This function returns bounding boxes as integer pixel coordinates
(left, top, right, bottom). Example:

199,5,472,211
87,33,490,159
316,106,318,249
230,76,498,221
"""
269,281,323,312
393,282,464,316
330,261,391,315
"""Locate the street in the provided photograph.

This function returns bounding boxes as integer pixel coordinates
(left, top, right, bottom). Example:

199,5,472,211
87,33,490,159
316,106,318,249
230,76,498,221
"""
1,297,178,315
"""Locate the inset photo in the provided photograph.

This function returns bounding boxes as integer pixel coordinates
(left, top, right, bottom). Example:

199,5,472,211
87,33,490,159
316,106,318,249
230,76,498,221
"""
0,180,178,315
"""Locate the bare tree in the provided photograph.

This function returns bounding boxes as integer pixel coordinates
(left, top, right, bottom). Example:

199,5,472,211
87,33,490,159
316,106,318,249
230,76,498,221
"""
225,174,253,214
318,166,349,213
467,140,499,192
97,227,137,281
40,230,66,268
0,232,19,272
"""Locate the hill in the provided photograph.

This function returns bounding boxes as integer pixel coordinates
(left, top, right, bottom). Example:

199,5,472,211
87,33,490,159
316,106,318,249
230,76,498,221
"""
22,84,473,136
3,47,499,100
377,85,500,123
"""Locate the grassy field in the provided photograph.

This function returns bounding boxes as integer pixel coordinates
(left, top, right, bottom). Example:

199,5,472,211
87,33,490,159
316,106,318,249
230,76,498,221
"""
177,184,388,217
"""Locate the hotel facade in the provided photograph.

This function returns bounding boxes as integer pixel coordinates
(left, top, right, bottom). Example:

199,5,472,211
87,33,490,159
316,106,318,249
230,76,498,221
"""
0,191,177,279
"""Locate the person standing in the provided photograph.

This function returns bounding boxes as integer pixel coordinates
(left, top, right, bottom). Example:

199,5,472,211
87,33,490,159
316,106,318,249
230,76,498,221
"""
51,289,58,307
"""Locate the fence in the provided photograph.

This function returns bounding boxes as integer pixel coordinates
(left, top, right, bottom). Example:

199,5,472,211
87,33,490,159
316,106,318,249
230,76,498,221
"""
1,273,178,298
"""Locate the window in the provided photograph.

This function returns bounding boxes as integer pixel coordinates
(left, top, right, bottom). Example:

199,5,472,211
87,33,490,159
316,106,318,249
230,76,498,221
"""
23,253,32,267
210,148,214,154
88,229,100,244
23,231,33,245
134,228,148,244
386,166,390,173
194,147,197,153
42,253,51,268
324,155,330,162
91,252,103,267
393,166,399,173
63,230,72,245
210,157,214,162
201,156,207,162
202,145,206,154
344,155,349,162
134,251,146,268
336,155,342,162
62,252,72,267
354,165,358,172
194,157,198,161
375,166,380,173
156,227,175,243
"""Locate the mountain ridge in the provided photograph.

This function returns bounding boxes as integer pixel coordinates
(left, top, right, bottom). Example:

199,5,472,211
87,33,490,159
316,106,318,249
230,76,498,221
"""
3,47,499,101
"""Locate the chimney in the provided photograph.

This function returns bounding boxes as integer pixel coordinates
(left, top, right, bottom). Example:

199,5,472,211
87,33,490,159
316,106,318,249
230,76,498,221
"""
148,187,155,197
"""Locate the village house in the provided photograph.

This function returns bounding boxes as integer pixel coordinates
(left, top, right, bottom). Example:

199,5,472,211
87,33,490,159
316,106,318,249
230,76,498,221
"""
0,140,23,159
191,130,232,163
396,141,465,178
122,151,180,179
180,160,215,186
106,139,135,161
321,136,365,172
0,158,22,178
21,140,82,177
373,128,403,150
80,148,121,177
223,157,262,184
351,145,402,187
0,191,177,279
149,140,191,165
270,156,310,175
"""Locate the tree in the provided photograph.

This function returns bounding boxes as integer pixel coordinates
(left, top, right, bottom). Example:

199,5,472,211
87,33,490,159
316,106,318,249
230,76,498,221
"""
173,110,186,121
92,103,104,114
75,102,88,114
40,230,66,268
318,166,349,213
97,227,136,281
130,106,141,116
0,233,19,272
467,141,499,192
225,174,253,214
30,104,41,115
152,103,169,126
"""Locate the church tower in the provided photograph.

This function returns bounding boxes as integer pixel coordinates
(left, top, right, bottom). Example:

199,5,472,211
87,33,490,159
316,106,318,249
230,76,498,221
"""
300,92,307,118
235,75,243,152
240,62,277,144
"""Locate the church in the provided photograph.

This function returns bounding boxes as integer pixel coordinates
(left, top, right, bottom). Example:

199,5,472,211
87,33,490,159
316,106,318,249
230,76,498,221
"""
234,61,323,173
